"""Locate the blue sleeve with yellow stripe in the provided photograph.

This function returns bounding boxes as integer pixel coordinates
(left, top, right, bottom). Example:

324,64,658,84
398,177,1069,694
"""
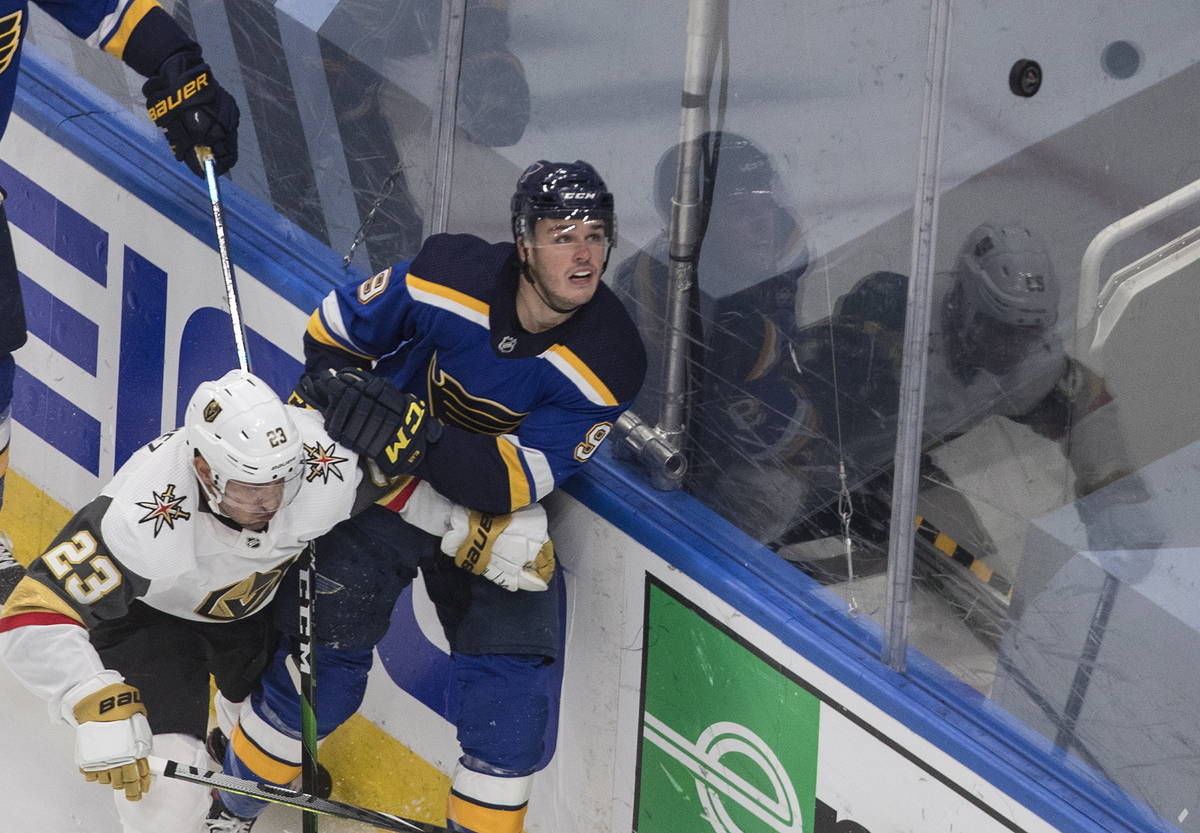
302,235,646,514
305,261,420,366
33,0,197,75
416,395,625,515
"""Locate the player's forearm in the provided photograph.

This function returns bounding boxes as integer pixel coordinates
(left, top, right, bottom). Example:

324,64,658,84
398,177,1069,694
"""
415,427,535,514
111,5,198,77
0,605,106,721
303,332,370,375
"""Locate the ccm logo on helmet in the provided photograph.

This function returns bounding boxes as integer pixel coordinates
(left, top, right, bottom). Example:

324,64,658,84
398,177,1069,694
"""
561,191,597,200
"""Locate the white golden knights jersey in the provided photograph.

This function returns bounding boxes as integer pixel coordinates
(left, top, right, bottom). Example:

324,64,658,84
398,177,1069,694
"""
304,233,647,514
0,408,404,716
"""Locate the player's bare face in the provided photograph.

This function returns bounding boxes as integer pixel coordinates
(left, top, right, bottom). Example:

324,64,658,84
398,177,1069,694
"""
218,479,285,530
520,218,608,320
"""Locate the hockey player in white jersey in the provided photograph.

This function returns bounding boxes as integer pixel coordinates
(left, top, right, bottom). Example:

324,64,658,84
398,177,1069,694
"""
0,369,552,832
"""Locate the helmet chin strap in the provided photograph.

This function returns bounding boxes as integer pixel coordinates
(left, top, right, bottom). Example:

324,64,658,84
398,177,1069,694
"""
192,460,232,519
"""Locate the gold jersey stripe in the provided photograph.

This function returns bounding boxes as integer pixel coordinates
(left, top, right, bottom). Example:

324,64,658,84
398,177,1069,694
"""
407,274,490,319
305,310,375,359
745,317,779,383
1,576,85,625
546,345,617,406
496,438,531,512
101,0,161,61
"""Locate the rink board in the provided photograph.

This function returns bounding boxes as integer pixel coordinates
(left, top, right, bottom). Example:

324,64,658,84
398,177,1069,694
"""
0,48,1169,833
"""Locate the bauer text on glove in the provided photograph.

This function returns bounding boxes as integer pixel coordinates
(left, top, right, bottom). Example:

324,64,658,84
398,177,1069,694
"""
143,46,239,177
71,680,154,801
443,504,555,592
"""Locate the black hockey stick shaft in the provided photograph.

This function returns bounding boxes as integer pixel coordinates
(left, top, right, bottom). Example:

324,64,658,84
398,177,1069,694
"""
298,542,319,833
148,756,448,832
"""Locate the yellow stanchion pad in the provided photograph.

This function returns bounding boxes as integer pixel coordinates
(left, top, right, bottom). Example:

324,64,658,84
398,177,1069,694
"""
0,470,73,566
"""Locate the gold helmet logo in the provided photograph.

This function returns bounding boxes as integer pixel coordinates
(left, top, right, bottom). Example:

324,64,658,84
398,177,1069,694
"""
0,12,23,76
203,399,222,422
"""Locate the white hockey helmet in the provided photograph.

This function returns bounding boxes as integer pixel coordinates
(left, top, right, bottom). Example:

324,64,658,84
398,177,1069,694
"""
185,369,304,517
955,223,1059,328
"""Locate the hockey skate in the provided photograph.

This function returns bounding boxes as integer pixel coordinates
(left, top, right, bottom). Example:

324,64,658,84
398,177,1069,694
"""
205,792,258,832
0,531,22,606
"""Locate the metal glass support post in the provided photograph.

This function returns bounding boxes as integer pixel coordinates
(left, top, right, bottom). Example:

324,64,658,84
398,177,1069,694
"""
617,0,727,490
882,0,952,672
427,0,468,238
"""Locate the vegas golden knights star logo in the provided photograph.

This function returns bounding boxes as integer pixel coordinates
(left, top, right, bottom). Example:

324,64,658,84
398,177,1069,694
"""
195,560,296,620
303,441,349,483
0,12,22,76
135,484,191,536
203,399,222,422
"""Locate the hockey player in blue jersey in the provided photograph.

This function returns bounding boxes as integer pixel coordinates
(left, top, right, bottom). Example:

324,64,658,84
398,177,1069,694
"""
0,0,240,593
210,160,646,832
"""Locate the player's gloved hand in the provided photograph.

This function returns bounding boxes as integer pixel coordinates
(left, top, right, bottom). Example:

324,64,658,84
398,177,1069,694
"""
66,676,153,801
302,368,442,477
289,368,336,410
143,46,239,177
443,503,555,592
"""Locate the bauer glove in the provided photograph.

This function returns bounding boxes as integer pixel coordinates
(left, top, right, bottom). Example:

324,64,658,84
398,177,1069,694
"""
66,675,153,801
443,503,555,592
299,368,442,477
143,46,239,177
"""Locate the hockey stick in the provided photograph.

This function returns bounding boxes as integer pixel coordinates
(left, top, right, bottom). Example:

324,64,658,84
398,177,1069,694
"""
196,146,252,372
298,541,320,833
147,756,448,832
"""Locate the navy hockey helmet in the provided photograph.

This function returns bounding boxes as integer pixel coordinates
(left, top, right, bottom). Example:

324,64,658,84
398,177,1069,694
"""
511,159,616,244
834,271,909,333
955,224,1059,328
653,131,775,222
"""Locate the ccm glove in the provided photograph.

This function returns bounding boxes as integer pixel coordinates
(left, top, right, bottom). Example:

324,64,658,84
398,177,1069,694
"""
68,678,153,801
143,46,239,177
444,503,555,592
303,368,442,476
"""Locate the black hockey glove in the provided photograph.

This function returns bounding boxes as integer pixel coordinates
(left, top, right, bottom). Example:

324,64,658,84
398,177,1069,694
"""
299,368,442,476
143,46,239,177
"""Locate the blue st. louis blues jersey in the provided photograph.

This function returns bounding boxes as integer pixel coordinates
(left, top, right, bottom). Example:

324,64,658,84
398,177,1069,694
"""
0,0,168,140
305,233,647,513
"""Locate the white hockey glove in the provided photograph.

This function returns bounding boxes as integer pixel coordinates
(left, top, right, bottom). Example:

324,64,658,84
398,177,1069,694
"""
443,504,555,592
65,673,153,801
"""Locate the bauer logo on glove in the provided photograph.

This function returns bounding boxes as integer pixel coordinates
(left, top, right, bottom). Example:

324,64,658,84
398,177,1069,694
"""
444,504,555,592
69,677,154,802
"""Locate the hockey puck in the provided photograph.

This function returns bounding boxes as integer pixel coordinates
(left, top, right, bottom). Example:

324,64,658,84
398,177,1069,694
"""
1009,59,1042,97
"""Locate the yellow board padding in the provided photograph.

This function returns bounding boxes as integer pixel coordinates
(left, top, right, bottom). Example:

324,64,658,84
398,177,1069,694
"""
0,469,74,567
203,693,453,828
319,713,451,827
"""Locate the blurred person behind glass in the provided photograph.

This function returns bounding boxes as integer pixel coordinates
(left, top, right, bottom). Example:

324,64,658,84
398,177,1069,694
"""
613,131,813,530
779,224,1157,606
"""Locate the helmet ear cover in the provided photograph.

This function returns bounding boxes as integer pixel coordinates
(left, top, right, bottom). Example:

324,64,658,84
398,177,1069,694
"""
184,370,304,515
